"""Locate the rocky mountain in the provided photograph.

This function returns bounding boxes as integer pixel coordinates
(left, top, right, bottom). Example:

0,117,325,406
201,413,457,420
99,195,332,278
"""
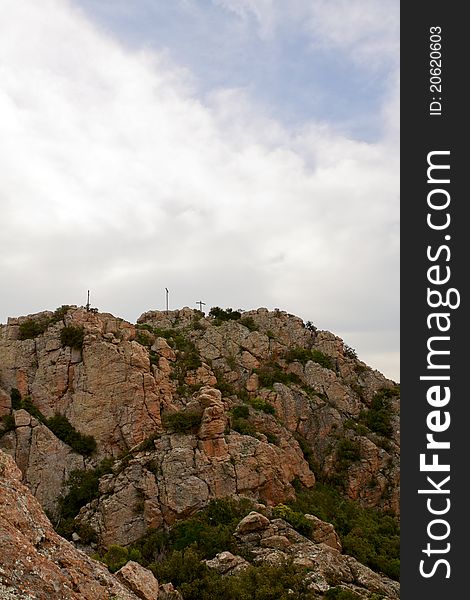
0,305,400,598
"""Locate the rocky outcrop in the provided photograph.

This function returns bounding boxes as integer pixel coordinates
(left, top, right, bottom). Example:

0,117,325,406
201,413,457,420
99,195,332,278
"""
0,449,155,600
76,386,315,547
1,305,399,547
204,511,400,599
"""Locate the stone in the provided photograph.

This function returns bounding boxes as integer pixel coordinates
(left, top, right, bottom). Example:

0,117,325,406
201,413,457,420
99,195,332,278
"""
305,514,342,551
0,388,11,417
116,560,160,600
235,511,270,534
158,583,184,599
204,551,250,575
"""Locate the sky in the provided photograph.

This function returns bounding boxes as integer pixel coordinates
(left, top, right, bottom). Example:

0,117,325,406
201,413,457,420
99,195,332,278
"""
0,0,399,381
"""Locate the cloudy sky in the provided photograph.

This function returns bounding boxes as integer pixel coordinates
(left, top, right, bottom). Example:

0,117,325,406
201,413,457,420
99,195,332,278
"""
1,0,399,381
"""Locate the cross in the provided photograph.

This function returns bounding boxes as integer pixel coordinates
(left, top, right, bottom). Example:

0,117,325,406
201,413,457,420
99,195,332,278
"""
196,300,206,313
165,288,169,313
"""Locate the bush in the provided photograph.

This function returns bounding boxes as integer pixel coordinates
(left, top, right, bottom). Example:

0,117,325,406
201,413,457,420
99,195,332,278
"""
231,418,257,437
56,459,114,537
51,305,71,324
47,413,97,456
21,397,46,422
0,414,16,437
231,405,250,419
290,482,400,580
310,349,335,370
136,330,153,347
209,307,241,322
10,388,22,410
238,316,258,332
336,438,361,464
255,364,301,388
100,545,130,572
272,504,312,537
361,388,397,438
18,318,49,340
343,344,358,360
249,397,276,415
60,325,84,349
304,321,317,333
162,410,203,433
284,348,335,371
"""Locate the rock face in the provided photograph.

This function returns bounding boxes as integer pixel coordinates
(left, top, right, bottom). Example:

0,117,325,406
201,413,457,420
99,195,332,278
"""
206,511,400,599
0,449,150,600
77,386,315,547
1,306,399,547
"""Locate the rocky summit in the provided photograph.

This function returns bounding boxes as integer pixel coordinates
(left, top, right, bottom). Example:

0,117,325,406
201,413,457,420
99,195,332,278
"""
0,305,400,598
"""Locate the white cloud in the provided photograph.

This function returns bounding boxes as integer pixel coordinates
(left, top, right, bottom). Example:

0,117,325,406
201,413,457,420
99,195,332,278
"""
0,0,399,381
213,0,399,67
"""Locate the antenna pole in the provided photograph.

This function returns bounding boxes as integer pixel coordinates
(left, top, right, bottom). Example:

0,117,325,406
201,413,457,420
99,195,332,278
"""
86,290,90,312
165,288,169,314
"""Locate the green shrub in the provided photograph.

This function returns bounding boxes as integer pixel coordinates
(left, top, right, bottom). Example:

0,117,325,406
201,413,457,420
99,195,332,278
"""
10,388,22,410
310,349,335,370
232,418,257,437
18,318,49,340
0,414,16,437
361,388,398,438
162,410,203,433
304,321,317,333
209,307,241,322
283,348,313,364
21,397,46,422
255,364,301,388
60,325,84,349
56,459,114,537
264,432,279,445
101,545,130,572
284,347,335,370
272,504,312,537
290,482,400,580
47,413,97,456
336,438,361,464
239,316,258,332
139,431,161,451
343,344,358,360
231,404,250,419
249,397,276,415
293,432,316,472
51,305,71,324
